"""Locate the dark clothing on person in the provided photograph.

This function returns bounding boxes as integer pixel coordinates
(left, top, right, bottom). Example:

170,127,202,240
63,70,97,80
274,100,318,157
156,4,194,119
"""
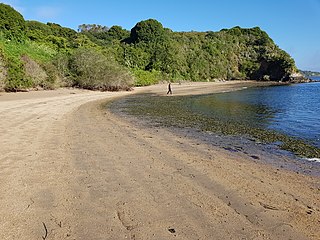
167,83,172,94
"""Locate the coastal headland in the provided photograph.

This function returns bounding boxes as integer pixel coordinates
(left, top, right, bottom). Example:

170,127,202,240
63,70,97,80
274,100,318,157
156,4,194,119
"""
0,81,319,239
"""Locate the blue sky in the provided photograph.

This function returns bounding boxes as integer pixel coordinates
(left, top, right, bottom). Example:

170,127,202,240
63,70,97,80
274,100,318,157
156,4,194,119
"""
2,0,320,71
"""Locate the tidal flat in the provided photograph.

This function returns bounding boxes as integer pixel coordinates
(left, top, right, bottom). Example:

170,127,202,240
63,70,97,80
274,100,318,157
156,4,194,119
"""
109,90,320,176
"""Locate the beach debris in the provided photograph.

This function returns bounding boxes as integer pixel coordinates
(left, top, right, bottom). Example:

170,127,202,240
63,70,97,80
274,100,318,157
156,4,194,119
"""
168,228,176,233
223,147,239,152
42,222,48,240
259,202,279,211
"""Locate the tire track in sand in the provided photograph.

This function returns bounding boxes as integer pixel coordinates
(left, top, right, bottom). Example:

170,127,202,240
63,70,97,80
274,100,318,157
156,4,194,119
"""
0,89,131,240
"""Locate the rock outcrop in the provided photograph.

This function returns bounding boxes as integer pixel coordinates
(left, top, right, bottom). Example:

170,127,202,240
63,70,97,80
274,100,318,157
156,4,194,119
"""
288,72,310,83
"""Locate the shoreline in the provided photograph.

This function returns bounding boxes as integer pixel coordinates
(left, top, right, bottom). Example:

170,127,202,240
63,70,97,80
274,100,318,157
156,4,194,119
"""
134,80,290,96
109,81,320,173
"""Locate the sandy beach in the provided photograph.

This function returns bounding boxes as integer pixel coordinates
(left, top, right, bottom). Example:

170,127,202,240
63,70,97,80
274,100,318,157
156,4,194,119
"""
0,82,319,239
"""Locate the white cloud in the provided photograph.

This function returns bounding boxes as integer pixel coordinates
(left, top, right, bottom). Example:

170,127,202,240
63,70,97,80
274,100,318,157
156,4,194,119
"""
35,6,62,19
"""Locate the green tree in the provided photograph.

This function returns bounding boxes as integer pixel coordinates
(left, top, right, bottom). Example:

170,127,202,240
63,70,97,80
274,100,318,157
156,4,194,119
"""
107,26,130,41
79,25,130,46
78,24,109,33
0,3,26,41
128,19,165,44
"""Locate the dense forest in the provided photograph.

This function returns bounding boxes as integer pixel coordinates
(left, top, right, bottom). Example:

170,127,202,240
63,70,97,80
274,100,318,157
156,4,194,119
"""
0,3,303,92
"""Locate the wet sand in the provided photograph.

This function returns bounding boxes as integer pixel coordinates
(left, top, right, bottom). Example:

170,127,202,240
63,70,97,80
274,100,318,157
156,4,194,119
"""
0,82,319,239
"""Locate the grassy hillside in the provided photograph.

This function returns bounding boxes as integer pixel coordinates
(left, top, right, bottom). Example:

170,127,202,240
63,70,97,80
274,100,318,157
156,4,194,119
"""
0,3,302,92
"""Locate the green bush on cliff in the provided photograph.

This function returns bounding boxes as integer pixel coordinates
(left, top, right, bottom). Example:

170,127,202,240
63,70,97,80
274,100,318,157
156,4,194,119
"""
26,20,77,51
0,34,59,91
112,21,296,82
0,3,26,41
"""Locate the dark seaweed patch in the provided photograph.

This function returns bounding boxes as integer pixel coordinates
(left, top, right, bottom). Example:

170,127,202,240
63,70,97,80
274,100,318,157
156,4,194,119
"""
109,93,320,159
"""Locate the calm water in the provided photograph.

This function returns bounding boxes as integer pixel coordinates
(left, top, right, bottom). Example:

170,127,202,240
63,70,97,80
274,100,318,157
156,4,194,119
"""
189,81,320,147
309,76,320,81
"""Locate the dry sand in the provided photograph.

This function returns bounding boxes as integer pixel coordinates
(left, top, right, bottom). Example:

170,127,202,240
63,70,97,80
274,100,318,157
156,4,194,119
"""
0,82,319,239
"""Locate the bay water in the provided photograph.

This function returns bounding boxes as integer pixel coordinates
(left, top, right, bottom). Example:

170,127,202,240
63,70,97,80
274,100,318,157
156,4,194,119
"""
189,81,320,148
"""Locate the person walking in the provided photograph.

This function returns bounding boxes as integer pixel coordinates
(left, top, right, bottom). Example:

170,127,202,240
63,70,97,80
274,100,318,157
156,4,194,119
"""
167,82,172,94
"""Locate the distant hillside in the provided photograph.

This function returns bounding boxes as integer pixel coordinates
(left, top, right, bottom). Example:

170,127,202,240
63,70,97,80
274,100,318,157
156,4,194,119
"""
300,70,320,77
0,3,305,92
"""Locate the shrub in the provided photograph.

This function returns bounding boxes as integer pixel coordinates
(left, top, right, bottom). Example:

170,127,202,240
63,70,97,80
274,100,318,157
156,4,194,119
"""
21,55,60,90
21,55,48,89
0,51,6,91
69,49,134,91
52,53,73,87
41,62,60,89
132,69,161,86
